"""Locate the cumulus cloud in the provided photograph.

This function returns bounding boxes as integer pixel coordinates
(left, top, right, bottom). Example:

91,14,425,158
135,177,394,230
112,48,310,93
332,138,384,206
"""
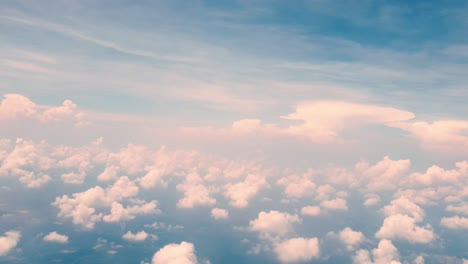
0,138,53,188
440,216,468,229
300,206,321,216
320,198,348,211
0,94,86,126
375,214,435,243
274,237,319,263
382,196,425,222
392,120,468,152
355,156,410,191
177,173,216,208
249,211,301,237
353,239,400,264
43,231,68,243
224,174,268,208
277,170,316,198
0,230,21,256
211,208,229,220
181,101,415,143
152,241,200,264
339,227,365,251
53,176,158,229
122,231,148,242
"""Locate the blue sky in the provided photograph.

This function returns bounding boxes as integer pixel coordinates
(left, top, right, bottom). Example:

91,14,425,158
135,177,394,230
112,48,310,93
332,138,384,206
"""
0,1,468,263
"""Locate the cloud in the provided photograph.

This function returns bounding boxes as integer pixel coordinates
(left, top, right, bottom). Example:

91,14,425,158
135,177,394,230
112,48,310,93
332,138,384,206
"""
122,231,148,242
180,101,415,144
282,101,415,142
392,120,468,152
339,227,365,251
43,231,68,243
0,138,53,188
355,156,410,191
413,256,424,264
274,237,319,263
382,196,425,222
224,174,268,208
249,211,301,237
53,176,158,229
375,214,435,243
0,94,87,126
353,239,400,264
0,230,21,256
300,206,321,216
177,173,216,208
152,241,200,264
277,170,316,198
440,216,468,229
320,198,348,211
211,208,229,220
408,161,467,186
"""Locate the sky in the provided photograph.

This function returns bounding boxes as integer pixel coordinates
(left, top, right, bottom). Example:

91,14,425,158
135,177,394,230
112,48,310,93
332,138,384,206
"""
0,0,467,263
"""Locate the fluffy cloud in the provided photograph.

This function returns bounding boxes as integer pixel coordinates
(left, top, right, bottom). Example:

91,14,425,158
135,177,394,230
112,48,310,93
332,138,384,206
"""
408,161,467,186
0,230,21,256
392,120,468,152
211,208,229,220
152,241,200,264
355,156,410,191
274,237,319,263
300,206,321,216
43,231,68,243
0,138,53,188
0,94,86,126
224,174,268,208
440,216,468,229
382,196,425,222
177,173,216,208
277,170,316,198
375,214,435,243
282,101,414,142
53,176,158,229
339,227,365,251
181,101,415,143
320,198,348,211
353,239,400,264
249,211,301,237
122,231,148,242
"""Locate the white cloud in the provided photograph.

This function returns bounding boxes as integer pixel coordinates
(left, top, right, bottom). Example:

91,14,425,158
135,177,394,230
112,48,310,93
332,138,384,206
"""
300,206,321,216
249,211,301,237
43,231,68,243
122,231,148,242
0,94,86,126
355,156,410,191
277,171,316,198
383,196,425,222
363,193,380,207
224,174,268,208
282,101,414,142
53,176,158,229
0,230,21,256
274,237,319,263
177,173,216,208
353,239,401,264
339,227,365,251
211,208,229,220
414,256,424,264
320,198,348,211
152,241,200,264
392,120,468,152
375,214,435,243
440,216,468,229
